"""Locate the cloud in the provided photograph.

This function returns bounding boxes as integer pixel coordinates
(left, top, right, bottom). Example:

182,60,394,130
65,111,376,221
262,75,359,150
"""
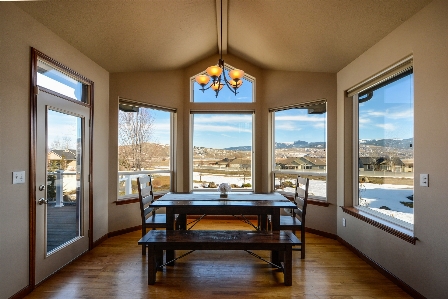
375,123,396,131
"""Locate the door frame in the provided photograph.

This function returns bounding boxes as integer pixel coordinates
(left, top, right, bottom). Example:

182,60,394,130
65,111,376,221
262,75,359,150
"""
29,48,94,288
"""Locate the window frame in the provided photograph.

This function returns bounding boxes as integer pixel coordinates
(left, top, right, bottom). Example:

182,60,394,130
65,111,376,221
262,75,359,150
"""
270,101,328,201
189,111,255,192
117,98,176,200
350,57,415,234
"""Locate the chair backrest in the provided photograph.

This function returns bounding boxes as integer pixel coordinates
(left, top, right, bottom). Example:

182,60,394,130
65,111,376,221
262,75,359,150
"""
137,175,156,222
293,176,309,223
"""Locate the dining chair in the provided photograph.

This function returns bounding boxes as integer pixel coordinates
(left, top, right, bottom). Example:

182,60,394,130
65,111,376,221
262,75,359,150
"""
271,175,309,259
137,174,170,255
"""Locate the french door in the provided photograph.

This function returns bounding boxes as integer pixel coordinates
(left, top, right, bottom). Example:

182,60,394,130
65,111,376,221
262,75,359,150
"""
34,88,90,284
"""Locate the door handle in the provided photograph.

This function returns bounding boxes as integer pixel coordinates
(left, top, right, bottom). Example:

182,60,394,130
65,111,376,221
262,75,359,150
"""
37,198,48,205
38,185,46,191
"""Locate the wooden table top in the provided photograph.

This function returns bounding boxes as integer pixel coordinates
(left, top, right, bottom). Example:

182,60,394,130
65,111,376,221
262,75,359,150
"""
152,192,296,209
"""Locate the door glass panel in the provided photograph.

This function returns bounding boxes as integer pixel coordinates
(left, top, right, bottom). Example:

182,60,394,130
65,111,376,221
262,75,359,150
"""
46,109,83,253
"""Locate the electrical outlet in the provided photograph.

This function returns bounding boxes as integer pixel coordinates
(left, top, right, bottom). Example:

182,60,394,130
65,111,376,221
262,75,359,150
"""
342,218,346,227
420,174,428,187
13,171,26,184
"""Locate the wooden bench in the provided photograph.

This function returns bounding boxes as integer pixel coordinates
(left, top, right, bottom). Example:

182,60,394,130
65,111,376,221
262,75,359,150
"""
138,230,301,286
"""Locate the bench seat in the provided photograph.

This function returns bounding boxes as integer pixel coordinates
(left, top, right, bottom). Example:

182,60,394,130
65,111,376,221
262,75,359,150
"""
138,230,301,286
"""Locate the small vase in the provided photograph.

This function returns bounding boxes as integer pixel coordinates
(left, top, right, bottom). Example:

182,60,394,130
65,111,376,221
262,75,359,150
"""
220,193,228,198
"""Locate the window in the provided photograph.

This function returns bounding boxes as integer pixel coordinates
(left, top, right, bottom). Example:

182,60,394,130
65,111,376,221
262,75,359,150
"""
351,60,414,228
272,102,327,199
191,112,253,191
37,59,90,103
191,66,254,103
118,100,174,197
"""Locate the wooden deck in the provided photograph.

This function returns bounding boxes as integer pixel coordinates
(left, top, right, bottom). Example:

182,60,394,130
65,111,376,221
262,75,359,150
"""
46,204,79,252
25,218,412,298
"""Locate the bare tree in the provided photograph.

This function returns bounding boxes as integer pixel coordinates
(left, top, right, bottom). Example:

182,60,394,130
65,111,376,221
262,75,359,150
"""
118,108,155,171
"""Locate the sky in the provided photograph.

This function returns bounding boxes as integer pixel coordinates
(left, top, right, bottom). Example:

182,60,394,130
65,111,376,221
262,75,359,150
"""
359,74,414,141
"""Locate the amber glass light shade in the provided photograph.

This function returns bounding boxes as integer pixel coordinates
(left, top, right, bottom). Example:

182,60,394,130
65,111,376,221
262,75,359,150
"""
229,69,245,80
229,79,243,88
211,82,223,91
195,75,210,86
206,65,223,78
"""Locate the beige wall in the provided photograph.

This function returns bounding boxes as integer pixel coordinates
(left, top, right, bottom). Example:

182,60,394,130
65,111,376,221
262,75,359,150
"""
108,70,184,232
108,54,337,235
0,3,110,298
337,0,448,297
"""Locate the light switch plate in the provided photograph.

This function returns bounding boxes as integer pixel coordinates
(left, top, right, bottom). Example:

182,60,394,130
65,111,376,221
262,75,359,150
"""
420,173,428,187
13,171,26,184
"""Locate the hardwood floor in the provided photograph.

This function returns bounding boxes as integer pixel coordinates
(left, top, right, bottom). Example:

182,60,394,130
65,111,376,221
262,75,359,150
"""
25,218,411,298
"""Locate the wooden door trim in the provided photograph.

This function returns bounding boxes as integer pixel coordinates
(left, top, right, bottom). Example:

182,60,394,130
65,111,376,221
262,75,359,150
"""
29,47,94,289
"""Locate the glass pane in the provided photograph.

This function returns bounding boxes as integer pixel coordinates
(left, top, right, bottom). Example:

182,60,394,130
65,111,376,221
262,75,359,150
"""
37,60,89,103
358,72,414,224
193,67,253,103
192,113,253,190
273,106,327,198
118,107,171,195
46,109,82,253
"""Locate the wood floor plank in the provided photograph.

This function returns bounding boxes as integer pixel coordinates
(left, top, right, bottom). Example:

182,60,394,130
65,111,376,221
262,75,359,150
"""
25,218,412,298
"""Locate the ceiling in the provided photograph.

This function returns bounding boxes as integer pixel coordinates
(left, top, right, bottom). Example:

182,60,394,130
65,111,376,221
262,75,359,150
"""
16,0,431,73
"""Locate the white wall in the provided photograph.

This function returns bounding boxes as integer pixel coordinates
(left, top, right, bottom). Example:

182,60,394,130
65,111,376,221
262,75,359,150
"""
0,4,110,298
337,0,448,297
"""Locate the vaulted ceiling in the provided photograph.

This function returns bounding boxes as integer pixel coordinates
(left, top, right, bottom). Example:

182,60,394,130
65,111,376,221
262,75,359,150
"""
16,0,431,73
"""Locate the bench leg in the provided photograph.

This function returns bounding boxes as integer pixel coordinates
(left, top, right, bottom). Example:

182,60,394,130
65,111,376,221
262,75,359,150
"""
270,250,280,267
148,245,157,285
283,247,292,286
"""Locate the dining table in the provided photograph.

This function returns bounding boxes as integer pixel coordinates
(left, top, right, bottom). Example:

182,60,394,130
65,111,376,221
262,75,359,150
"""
151,192,297,263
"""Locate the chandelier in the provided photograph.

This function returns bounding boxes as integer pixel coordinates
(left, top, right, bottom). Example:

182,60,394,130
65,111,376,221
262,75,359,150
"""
195,0,245,98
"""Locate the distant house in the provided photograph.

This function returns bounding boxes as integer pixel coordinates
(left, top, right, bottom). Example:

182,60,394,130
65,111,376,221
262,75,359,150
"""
299,157,326,170
276,156,326,170
228,158,251,170
359,156,407,172
47,149,77,171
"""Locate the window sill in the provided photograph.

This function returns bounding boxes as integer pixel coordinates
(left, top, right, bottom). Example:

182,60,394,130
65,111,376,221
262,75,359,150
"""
276,191,330,207
340,206,417,244
114,192,167,205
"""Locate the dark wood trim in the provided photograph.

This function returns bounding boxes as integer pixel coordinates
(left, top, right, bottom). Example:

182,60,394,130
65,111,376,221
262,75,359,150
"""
305,227,337,240
114,198,140,205
340,206,417,244
92,233,108,249
33,49,94,87
29,48,38,289
114,193,164,205
108,225,141,238
88,82,94,251
8,285,33,299
337,236,426,299
29,48,95,291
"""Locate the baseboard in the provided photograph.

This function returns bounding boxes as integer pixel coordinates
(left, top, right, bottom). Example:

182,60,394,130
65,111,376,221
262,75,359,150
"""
108,225,141,238
337,237,426,299
92,233,108,249
8,285,32,299
305,227,337,239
